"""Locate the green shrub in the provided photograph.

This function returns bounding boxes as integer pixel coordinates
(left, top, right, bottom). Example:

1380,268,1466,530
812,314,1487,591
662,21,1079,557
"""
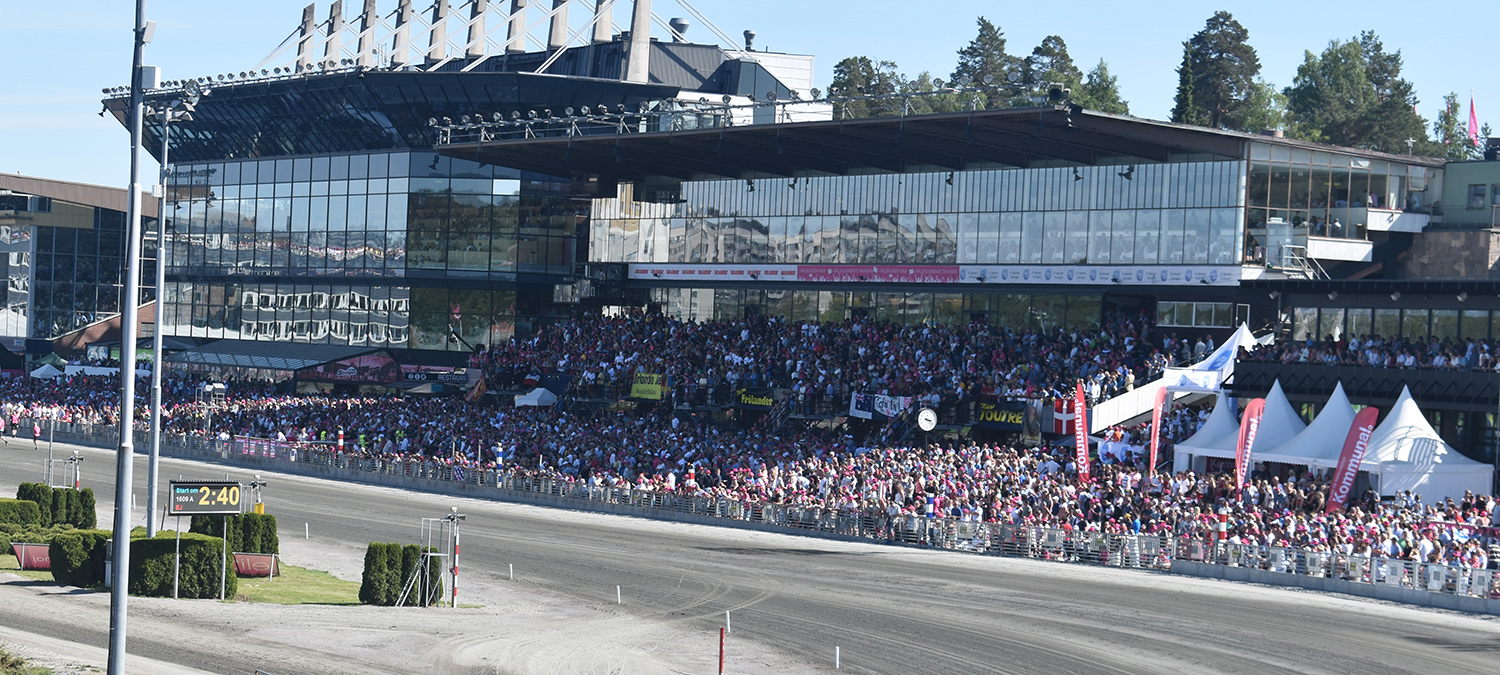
66,489,84,529
189,513,278,554
399,545,444,606
76,488,96,529
0,499,40,526
129,533,235,599
358,543,388,604
50,490,68,529
49,529,111,588
16,484,51,526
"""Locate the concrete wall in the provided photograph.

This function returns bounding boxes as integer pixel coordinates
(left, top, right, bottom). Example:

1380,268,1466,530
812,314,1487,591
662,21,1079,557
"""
1170,560,1500,616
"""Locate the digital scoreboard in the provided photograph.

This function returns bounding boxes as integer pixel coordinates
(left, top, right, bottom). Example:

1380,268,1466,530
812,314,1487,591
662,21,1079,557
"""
169,481,243,516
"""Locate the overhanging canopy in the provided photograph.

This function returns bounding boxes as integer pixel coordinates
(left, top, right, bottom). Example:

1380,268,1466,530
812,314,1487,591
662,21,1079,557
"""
167,340,379,371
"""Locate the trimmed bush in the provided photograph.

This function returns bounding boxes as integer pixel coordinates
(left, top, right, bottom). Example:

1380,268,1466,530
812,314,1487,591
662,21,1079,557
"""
16,484,51,526
49,530,111,588
189,513,278,554
0,499,41,527
399,545,444,606
358,542,390,604
77,488,96,529
51,490,68,528
129,532,236,599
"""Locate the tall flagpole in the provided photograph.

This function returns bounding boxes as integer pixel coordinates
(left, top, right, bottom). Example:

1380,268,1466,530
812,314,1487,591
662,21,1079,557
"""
109,1,148,673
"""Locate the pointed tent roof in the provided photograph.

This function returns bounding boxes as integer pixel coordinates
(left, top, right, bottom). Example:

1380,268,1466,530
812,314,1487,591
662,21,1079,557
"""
1191,323,1257,374
1183,380,1306,459
1364,387,1485,470
1176,391,1239,451
1255,382,1356,468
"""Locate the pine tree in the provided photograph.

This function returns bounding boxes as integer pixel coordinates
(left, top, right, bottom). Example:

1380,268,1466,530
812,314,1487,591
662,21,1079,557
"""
1025,35,1081,89
1177,11,1260,129
1283,32,1429,153
1076,59,1129,114
951,17,1023,108
827,56,905,118
1170,44,1206,125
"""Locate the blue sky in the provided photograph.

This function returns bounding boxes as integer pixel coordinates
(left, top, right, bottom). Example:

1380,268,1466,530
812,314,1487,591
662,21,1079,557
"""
1,0,1490,188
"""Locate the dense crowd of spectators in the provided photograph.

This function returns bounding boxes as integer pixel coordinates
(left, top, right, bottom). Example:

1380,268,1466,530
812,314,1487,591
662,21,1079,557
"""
1244,334,1498,370
1,313,1495,569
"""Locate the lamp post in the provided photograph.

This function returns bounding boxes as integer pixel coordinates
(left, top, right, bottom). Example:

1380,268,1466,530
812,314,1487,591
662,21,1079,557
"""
145,89,197,538
110,2,150,672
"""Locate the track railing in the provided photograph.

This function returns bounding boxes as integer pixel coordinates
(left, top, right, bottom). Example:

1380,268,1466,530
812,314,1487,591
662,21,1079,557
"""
22,417,1499,604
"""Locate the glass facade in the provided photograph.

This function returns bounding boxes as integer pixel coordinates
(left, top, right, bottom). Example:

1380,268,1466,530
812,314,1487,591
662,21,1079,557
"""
13,207,157,341
652,287,1102,329
593,161,1246,267
1291,306,1500,342
162,151,585,350
1245,142,1419,243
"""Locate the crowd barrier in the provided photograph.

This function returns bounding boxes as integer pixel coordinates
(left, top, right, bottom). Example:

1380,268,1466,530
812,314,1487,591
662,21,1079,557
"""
16,417,1499,610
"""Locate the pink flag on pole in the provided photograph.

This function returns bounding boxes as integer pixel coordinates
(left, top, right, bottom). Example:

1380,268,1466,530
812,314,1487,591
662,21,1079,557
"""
1234,398,1266,491
1469,96,1480,144
1073,382,1090,484
1148,385,1169,475
1326,406,1381,513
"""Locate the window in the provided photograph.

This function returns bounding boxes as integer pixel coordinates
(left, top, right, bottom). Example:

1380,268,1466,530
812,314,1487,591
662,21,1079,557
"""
1156,301,1234,328
1492,184,1500,206
1469,184,1487,209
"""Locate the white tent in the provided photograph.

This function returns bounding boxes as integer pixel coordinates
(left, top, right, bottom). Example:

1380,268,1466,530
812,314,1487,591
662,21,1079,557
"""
29,364,63,379
1173,381,1306,468
1161,323,1260,391
1172,391,1238,472
1255,382,1357,468
1362,387,1492,502
514,388,558,407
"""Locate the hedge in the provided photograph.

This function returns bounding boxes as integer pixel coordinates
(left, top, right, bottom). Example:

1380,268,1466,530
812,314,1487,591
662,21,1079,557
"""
360,542,443,606
189,513,278,555
0,499,41,527
13,484,95,528
16,484,50,526
49,530,112,588
129,532,236,599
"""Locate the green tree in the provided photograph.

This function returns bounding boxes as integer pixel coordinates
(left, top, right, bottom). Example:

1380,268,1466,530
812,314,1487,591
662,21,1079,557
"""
951,17,1024,107
1170,44,1207,125
1429,92,1488,159
1283,32,1428,153
901,71,966,115
1024,35,1081,89
1240,78,1287,133
1075,59,1129,114
1174,11,1260,129
827,56,905,118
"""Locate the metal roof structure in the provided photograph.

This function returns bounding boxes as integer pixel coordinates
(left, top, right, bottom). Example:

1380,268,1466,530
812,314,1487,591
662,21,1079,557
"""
166,340,379,371
435,107,1446,182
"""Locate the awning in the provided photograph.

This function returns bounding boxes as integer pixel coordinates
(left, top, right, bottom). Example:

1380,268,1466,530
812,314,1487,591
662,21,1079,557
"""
166,340,379,371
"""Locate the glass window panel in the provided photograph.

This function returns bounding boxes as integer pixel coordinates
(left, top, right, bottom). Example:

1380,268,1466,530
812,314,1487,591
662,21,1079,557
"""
1063,211,1088,264
1042,211,1066,264
979,212,1002,264
933,214,956,263
1157,301,1176,326
1347,308,1372,338
1020,212,1043,263
1134,209,1160,264
1292,307,1318,341
1400,309,1428,340
1372,308,1399,338
1431,309,1458,340
1461,310,1490,340
1318,307,1344,341
1110,210,1135,264
957,213,979,264
1086,211,1111,265
1182,209,1210,264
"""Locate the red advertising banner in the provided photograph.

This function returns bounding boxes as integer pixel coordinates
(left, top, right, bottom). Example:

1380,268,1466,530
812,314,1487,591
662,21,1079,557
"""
12,543,50,570
233,552,281,577
1073,382,1090,483
1326,406,1381,513
294,352,401,384
1148,385,1169,475
1234,398,1266,490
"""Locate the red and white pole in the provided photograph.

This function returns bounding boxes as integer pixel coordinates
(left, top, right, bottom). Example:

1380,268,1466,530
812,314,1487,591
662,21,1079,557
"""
337,428,344,453
719,627,725,675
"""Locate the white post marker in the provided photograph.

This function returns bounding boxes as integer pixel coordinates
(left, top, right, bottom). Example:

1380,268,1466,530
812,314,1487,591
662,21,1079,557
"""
835,646,840,669
726,611,731,633
616,585,621,604
305,522,309,539
508,563,513,580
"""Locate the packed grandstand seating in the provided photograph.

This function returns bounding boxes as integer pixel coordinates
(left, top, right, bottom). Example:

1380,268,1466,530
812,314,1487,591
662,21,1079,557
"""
2,312,1496,568
1242,334,1500,370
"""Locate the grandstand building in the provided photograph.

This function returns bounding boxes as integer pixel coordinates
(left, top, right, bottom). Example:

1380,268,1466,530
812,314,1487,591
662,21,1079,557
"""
103,0,817,358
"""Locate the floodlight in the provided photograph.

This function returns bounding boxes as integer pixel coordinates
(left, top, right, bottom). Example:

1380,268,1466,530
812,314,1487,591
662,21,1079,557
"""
766,91,777,101
565,107,575,116
810,88,821,99
491,112,503,122
982,74,994,85
722,95,732,104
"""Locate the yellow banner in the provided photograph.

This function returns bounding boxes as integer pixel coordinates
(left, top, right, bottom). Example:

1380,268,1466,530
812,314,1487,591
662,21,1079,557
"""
630,373,666,400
